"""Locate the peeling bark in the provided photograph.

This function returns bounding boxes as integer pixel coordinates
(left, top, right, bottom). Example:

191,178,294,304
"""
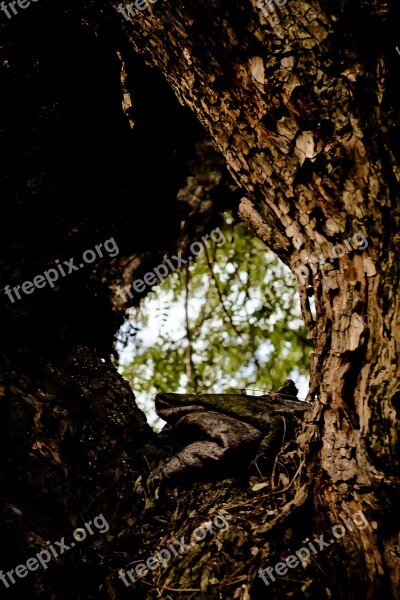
1,0,400,597
110,0,400,596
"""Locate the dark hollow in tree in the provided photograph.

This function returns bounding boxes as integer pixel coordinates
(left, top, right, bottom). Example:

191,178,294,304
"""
0,0,399,598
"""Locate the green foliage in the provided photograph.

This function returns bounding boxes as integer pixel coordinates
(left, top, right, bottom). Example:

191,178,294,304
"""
119,213,311,428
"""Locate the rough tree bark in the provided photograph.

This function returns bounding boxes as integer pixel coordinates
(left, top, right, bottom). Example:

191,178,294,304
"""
1,0,399,598
108,0,400,596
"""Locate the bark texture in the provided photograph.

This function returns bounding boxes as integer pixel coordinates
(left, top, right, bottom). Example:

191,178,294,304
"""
110,0,400,597
1,0,400,598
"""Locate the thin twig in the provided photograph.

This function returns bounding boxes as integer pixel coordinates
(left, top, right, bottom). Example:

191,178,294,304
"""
139,579,201,592
273,457,306,494
202,241,242,337
184,262,198,392
217,575,248,588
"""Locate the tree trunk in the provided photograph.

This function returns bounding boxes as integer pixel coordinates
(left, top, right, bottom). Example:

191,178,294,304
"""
112,0,400,596
1,0,399,597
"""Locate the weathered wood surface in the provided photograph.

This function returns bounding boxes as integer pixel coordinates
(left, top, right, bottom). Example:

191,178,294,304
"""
0,0,399,597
